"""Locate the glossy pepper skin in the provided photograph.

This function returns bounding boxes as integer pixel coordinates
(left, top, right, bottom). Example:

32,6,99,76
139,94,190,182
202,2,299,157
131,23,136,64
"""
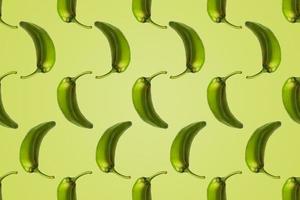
207,171,242,200
245,21,281,79
132,0,167,29
19,121,56,179
207,0,242,28
169,21,205,79
57,171,92,200
0,71,18,129
94,22,131,79
282,77,300,123
207,71,243,129
0,0,17,28
19,21,56,79
57,0,92,29
57,71,93,129
132,171,167,200
282,0,300,22
170,121,206,179
282,177,300,200
245,121,281,179
96,121,132,179
132,71,168,129
0,171,18,200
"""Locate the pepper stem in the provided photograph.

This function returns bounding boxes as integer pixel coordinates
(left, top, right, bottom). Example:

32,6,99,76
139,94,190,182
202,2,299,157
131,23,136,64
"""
35,168,55,179
111,168,131,179
72,18,92,29
0,71,17,82
170,69,189,79
185,168,205,179
147,71,167,81
246,69,264,79
223,19,242,29
148,171,167,181
0,18,17,29
95,69,115,79
222,71,242,81
260,168,280,179
222,171,242,181
147,18,167,29
0,171,18,182
72,71,92,81
20,69,39,79
73,171,92,181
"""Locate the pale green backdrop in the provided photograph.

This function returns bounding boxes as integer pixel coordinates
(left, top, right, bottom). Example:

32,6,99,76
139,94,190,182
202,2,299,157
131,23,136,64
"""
0,0,297,199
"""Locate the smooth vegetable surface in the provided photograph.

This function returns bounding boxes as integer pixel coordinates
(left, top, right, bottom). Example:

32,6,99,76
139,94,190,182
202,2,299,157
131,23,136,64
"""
245,121,281,179
132,71,168,128
96,121,132,179
169,21,205,79
170,121,206,179
19,21,56,79
57,71,93,129
94,22,131,79
19,121,56,179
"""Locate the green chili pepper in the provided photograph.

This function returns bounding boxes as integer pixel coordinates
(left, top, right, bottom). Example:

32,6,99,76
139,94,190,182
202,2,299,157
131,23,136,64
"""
245,121,281,179
57,71,93,129
132,0,167,29
170,121,206,179
132,171,167,200
0,71,18,129
57,171,92,200
207,0,242,29
132,71,168,129
282,177,300,200
207,71,243,129
282,0,300,22
282,77,300,123
0,0,17,28
96,121,132,179
57,0,92,29
19,121,56,179
207,171,242,200
19,21,56,79
245,21,281,79
0,171,18,200
169,22,205,79
94,22,131,79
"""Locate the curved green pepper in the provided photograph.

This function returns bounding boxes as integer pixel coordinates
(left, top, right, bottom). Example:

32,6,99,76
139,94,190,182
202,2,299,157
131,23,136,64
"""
207,171,242,200
132,71,168,129
132,0,167,29
0,71,18,129
245,21,281,79
170,121,206,179
282,177,300,200
207,71,243,129
19,21,56,79
207,0,242,28
282,0,300,22
169,21,205,79
94,22,131,79
19,121,56,179
57,71,93,129
132,171,167,200
57,0,92,29
282,77,300,123
57,171,92,200
245,121,281,179
96,121,132,179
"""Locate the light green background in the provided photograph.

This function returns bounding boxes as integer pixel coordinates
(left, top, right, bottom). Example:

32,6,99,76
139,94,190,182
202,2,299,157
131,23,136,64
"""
0,0,297,199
